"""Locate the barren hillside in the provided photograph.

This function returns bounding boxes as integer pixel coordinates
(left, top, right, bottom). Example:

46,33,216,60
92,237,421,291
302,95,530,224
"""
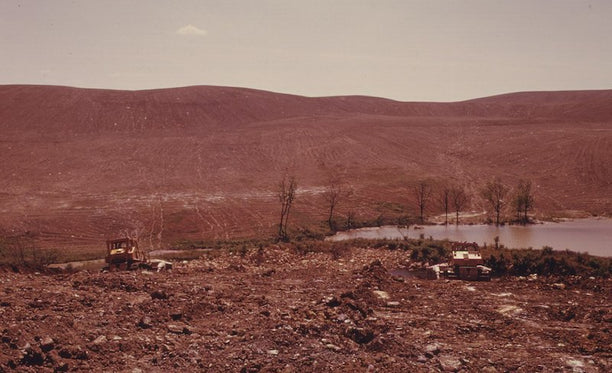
0,85,611,250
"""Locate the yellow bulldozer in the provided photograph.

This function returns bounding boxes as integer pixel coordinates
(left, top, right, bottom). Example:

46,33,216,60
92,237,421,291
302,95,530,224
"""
104,238,147,270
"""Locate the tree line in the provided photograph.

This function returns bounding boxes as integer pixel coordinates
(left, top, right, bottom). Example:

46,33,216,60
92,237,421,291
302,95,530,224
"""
276,173,535,241
409,177,536,226
481,177,534,226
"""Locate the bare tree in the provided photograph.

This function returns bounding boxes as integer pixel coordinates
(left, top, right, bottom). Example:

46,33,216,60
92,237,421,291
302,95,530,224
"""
482,177,509,226
513,179,534,224
322,174,351,232
345,210,357,230
0,231,56,268
414,180,432,223
450,186,468,225
438,184,451,225
277,175,297,241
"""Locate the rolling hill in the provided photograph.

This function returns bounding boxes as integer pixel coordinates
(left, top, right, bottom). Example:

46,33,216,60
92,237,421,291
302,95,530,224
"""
0,85,610,251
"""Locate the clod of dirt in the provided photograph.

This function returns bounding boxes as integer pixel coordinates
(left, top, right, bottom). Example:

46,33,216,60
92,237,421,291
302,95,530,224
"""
170,311,183,320
345,327,376,344
150,289,169,300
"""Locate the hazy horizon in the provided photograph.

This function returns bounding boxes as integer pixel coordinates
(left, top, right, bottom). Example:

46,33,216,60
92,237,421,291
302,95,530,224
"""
2,0,611,102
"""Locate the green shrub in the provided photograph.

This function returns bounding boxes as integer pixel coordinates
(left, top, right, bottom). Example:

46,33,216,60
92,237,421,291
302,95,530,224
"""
483,245,611,278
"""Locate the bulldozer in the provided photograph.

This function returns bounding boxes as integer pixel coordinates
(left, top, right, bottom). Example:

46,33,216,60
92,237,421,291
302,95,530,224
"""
429,242,491,281
104,238,147,270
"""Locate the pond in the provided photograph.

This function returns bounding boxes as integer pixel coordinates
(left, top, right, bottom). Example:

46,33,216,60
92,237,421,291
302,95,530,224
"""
326,218,612,257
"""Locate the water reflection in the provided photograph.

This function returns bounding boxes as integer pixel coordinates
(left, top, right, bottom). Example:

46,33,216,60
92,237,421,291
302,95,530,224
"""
327,218,612,257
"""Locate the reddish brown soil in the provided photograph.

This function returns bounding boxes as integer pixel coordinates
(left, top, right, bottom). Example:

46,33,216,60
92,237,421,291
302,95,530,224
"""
0,85,611,251
1,247,610,372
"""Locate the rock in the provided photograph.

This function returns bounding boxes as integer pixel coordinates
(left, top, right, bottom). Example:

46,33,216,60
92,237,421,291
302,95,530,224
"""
72,346,88,360
138,316,153,329
326,296,341,307
565,359,584,372
230,328,246,336
167,324,182,334
325,343,341,352
92,335,107,345
156,260,172,272
40,336,54,352
167,323,191,335
438,354,462,372
497,305,522,315
55,361,70,372
372,290,389,299
424,343,441,357
386,301,400,307
148,259,173,272
336,313,349,322
553,283,567,290
267,349,279,355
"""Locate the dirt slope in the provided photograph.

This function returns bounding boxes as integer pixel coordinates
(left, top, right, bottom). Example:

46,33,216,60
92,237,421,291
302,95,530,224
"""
0,85,611,250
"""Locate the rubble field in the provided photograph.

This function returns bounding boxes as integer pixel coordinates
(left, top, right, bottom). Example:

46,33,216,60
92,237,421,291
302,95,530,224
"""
1,246,610,372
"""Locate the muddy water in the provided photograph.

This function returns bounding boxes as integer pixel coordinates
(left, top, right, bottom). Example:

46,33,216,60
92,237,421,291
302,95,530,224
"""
327,218,612,257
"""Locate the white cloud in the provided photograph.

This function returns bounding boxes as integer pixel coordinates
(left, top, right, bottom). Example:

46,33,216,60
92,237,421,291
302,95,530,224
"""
176,24,207,36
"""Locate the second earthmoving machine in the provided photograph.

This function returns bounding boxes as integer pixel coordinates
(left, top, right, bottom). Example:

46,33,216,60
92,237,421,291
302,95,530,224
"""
430,242,491,281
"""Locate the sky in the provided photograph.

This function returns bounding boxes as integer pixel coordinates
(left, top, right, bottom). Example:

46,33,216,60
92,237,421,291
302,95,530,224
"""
1,0,612,102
